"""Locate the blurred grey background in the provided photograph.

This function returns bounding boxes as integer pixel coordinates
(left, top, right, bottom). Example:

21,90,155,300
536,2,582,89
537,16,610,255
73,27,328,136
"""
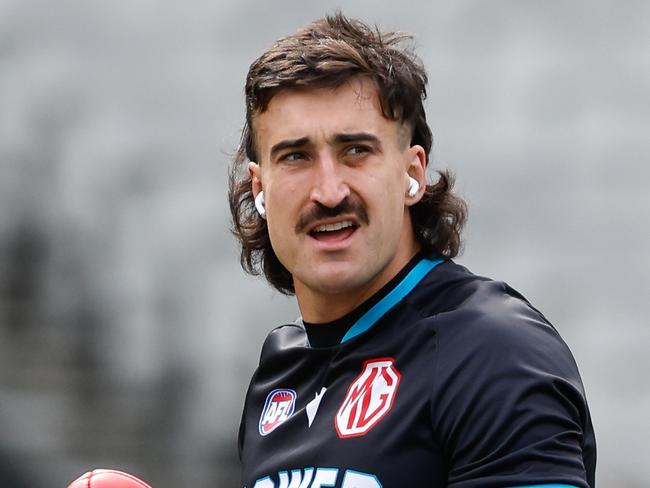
0,0,648,486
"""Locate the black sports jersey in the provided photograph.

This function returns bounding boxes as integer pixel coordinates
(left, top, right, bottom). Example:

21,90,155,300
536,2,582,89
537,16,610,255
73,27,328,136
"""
238,256,596,488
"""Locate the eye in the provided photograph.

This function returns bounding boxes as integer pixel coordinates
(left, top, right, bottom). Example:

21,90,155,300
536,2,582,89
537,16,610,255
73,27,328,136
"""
346,145,371,156
280,152,307,162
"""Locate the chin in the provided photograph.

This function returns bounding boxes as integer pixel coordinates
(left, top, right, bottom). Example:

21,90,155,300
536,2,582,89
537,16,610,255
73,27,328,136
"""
306,267,370,295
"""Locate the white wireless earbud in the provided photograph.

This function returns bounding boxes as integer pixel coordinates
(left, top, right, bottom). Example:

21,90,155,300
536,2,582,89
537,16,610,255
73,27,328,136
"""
254,191,266,219
407,176,420,197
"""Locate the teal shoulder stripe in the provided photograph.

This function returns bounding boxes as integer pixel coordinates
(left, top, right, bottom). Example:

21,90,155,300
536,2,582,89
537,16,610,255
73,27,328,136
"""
340,257,443,343
505,485,580,488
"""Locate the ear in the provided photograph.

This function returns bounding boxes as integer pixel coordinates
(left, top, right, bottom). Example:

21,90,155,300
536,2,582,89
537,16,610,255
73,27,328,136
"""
248,161,262,197
405,145,426,205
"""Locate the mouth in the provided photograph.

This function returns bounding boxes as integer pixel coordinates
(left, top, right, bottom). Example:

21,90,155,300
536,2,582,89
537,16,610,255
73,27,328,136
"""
308,219,358,243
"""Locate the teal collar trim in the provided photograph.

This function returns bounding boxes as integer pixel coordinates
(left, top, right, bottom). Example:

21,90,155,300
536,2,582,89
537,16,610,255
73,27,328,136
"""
340,257,443,343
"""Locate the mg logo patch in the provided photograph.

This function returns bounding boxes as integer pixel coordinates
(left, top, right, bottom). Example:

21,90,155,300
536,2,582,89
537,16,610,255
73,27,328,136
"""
335,358,401,438
259,389,296,436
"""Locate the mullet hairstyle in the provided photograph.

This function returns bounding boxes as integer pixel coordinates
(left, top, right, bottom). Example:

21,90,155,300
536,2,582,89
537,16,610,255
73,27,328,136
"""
229,13,467,295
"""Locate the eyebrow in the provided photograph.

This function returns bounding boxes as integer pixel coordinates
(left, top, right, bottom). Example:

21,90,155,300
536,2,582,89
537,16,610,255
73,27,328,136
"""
270,137,310,159
333,132,380,146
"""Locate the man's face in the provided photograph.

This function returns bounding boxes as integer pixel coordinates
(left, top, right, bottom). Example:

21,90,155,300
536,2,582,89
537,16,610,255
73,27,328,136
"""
250,78,425,314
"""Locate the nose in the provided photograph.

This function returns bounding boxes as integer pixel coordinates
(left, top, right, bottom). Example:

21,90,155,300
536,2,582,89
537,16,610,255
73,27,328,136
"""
309,155,350,208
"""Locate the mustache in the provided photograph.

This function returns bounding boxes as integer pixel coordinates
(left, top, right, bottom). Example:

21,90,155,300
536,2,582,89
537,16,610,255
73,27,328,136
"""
295,196,369,234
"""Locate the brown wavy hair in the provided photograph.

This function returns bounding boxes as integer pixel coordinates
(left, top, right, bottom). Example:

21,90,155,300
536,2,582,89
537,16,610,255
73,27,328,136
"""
229,13,467,295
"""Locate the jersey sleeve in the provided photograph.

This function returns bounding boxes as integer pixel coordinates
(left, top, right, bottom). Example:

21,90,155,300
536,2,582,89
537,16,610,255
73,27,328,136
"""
431,283,595,488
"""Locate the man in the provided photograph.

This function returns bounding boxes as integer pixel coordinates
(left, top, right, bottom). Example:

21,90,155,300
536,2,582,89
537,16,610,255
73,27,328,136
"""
229,13,596,488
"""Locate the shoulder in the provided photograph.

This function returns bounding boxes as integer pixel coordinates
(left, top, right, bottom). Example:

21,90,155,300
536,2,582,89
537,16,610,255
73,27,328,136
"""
258,323,308,366
410,261,575,373
412,260,588,422
445,277,578,382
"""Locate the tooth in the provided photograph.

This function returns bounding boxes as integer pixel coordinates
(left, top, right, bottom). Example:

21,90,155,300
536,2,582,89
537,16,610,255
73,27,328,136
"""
315,220,353,232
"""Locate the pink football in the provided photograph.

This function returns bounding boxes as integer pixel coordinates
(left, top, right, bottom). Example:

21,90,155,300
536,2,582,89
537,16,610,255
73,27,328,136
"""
67,469,152,488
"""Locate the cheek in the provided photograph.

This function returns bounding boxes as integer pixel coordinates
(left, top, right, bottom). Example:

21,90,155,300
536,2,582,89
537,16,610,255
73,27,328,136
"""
262,174,290,213
370,168,405,205
264,168,306,197
264,178,304,242
373,174,408,231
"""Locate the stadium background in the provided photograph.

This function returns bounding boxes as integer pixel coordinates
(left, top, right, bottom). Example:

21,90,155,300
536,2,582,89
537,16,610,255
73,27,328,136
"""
0,0,648,486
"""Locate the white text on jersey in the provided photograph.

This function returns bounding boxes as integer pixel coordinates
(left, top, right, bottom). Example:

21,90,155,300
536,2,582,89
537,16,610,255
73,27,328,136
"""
250,467,381,488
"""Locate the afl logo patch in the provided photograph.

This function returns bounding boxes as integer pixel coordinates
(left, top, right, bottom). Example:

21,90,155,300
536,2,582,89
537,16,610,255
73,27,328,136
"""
259,389,296,436
335,358,401,438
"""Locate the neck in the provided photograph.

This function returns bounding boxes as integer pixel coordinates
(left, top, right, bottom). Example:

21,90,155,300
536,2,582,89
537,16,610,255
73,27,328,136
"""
295,235,421,324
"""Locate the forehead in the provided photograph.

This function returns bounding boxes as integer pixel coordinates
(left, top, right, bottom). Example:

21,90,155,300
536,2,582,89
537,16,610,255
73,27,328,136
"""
254,78,403,160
